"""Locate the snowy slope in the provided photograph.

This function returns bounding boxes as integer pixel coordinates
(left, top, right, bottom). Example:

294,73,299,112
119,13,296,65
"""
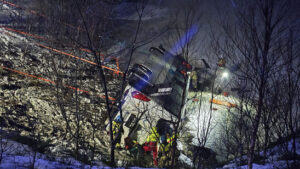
0,139,107,169
0,139,161,169
185,92,237,147
221,138,300,169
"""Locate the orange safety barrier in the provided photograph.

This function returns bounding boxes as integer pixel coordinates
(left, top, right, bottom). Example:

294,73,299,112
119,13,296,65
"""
209,98,237,108
0,65,116,101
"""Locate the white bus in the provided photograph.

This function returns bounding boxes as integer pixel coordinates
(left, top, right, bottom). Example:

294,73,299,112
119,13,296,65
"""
107,46,191,145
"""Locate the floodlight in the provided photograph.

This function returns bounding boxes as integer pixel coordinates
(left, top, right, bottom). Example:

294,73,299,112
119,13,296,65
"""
222,71,229,78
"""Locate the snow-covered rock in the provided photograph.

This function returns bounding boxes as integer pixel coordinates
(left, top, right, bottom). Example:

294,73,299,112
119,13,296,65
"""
0,11,120,164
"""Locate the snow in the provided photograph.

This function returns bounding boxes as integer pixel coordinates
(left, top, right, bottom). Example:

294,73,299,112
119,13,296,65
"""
1,2,299,169
225,161,294,169
185,92,300,169
221,138,300,168
0,139,96,168
185,92,234,147
1,151,145,169
0,25,154,169
178,153,193,167
0,138,161,169
176,140,183,151
0,4,20,22
0,27,29,44
222,160,295,169
288,138,300,155
2,155,83,169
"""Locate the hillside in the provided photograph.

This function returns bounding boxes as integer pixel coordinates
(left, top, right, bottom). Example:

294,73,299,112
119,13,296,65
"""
1,0,300,169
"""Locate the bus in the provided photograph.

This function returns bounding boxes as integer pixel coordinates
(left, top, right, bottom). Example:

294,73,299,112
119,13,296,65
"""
108,46,192,145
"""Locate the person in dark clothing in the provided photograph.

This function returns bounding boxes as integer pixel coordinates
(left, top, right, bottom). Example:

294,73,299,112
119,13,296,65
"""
192,146,217,168
124,137,141,157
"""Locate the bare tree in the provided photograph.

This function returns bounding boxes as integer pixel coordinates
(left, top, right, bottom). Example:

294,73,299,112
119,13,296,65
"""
154,0,204,167
72,0,157,166
277,28,300,168
217,0,296,168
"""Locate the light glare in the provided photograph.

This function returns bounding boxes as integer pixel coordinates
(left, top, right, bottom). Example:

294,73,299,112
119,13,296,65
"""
222,71,229,78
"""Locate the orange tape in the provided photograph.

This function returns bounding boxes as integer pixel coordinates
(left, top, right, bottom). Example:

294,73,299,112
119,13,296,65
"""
193,98,199,102
79,48,105,57
2,27,46,40
0,65,116,101
37,43,97,65
79,48,92,53
100,95,116,101
37,43,123,74
79,48,121,75
38,44,123,74
116,58,120,74
1,26,123,75
1,65,55,85
65,85,89,93
209,99,237,108
0,0,46,17
1,0,21,9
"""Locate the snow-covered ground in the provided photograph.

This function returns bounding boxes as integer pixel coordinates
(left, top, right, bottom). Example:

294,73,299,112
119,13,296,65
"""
0,139,106,169
0,4,20,25
0,138,160,169
1,1,300,169
185,91,300,168
185,91,237,147
221,138,300,169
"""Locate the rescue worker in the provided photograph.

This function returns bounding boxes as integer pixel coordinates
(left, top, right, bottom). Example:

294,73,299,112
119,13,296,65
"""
124,137,140,157
112,116,123,148
217,57,226,67
158,132,171,167
164,131,180,166
143,127,159,166
192,146,217,168
191,70,198,90
167,131,176,145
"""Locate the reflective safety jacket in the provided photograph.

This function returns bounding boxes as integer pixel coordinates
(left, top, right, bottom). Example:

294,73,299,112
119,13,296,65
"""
167,133,178,146
146,127,159,142
112,121,121,134
160,143,170,153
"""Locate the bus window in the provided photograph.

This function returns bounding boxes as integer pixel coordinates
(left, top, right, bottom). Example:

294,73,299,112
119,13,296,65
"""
125,114,137,128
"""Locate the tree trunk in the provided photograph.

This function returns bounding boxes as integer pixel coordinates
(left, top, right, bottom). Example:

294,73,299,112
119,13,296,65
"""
248,85,264,169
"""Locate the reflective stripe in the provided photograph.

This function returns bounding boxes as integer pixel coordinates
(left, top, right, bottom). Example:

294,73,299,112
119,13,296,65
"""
167,133,178,144
146,127,159,142
112,121,121,134
160,143,170,152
